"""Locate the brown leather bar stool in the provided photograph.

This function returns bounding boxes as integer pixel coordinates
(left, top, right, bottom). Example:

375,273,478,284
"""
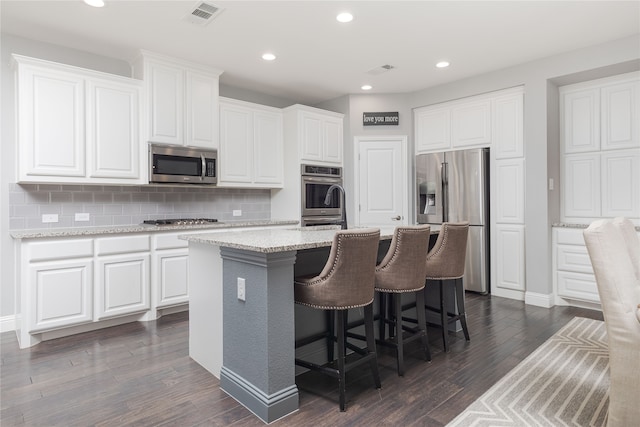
375,225,432,376
424,222,470,352
294,228,381,411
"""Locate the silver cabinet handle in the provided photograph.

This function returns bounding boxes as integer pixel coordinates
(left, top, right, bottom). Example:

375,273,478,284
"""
392,215,401,220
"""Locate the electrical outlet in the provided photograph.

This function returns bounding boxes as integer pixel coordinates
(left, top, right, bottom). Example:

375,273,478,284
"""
237,277,246,301
233,210,242,217
42,214,58,223
75,213,90,222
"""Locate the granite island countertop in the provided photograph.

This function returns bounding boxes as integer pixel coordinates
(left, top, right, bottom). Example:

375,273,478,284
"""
10,219,299,239
180,226,399,253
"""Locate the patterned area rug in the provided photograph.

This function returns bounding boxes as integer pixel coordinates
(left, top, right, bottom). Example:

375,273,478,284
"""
447,317,609,427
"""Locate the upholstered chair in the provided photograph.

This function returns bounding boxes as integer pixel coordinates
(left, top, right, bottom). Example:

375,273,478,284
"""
424,222,470,352
294,228,381,411
375,225,432,376
583,218,640,427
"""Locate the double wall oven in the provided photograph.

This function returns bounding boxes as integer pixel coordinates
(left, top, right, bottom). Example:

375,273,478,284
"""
300,164,343,226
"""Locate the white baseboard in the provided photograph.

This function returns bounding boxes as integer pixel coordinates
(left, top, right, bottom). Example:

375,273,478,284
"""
491,287,525,301
1,315,16,333
525,291,554,308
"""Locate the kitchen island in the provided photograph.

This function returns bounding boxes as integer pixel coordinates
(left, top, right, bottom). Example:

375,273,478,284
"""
181,226,395,423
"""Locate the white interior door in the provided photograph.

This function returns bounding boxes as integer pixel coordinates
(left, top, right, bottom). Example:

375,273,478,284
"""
355,136,408,227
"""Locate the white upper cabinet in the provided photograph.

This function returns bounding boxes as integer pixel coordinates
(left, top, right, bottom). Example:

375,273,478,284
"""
560,72,640,223
415,107,450,152
451,99,491,148
601,80,639,151
218,98,283,187
561,88,600,153
133,51,223,150
87,79,141,180
13,55,143,185
493,92,524,159
286,105,343,165
414,88,521,155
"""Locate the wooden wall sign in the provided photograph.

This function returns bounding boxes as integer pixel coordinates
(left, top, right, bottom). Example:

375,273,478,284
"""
362,112,399,126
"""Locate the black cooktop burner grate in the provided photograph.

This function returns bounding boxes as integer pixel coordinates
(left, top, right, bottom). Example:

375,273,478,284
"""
143,218,218,226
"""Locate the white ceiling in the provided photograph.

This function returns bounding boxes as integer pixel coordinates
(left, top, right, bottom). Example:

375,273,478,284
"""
2,1,639,105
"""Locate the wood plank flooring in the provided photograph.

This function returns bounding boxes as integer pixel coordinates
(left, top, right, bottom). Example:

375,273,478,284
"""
1,294,603,426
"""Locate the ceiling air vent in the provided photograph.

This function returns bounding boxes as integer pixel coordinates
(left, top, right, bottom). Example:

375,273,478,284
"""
366,64,396,76
183,1,224,26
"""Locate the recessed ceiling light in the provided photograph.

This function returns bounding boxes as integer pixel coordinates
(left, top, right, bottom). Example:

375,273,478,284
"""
361,85,373,91
336,12,353,23
262,53,276,61
84,0,105,7
436,61,450,68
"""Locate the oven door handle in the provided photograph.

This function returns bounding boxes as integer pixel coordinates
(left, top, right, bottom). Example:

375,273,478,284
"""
302,176,342,184
201,154,206,181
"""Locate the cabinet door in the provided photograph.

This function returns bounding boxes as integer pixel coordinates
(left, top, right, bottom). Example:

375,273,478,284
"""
148,61,183,145
563,153,601,218
601,80,639,151
155,249,189,307
601,149,640,219
415,107,450,152
19,66,85,178
495,158,525,223
29,259,93,332
562,88,600,153
493,93,524,159
451,100,491,148
185,70,219,149
557,271,599,303
495,224,525,291
253,110,284,184
219,104,253,183
87,79,141,180
300,113,323,162
96,254,150,320
322,117,343,164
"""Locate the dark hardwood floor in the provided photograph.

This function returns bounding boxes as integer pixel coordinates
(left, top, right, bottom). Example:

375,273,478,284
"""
1,294,603,426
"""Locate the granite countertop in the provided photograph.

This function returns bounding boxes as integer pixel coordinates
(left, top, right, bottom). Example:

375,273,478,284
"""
10,219,299,239
553,222,640,231
180,226,398,253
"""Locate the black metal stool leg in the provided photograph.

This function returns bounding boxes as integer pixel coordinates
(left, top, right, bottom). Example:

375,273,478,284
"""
415,288,431,361
455,278,470,341
364,303,381,389
337,309,346,411
393,293,405,376
440,280,449,352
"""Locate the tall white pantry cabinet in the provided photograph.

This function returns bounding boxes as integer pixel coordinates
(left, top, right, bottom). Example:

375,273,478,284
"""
554,72,640,307
414,87,526,299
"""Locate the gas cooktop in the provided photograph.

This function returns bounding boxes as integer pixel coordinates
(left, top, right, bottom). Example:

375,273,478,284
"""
143,218,219,226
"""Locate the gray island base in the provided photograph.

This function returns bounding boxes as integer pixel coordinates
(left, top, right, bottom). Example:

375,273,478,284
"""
181,227,395,423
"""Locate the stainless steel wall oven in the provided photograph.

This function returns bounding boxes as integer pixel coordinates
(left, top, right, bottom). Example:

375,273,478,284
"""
300,164,342,225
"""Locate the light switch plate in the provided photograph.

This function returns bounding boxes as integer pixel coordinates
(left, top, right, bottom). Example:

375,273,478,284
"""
233,210,242,217
237,277,246,301
75,213,90,221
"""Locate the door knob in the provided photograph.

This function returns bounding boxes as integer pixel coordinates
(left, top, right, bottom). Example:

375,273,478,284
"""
391,215,401,221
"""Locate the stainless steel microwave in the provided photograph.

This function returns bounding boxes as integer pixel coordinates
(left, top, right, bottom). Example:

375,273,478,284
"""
149,144,217,185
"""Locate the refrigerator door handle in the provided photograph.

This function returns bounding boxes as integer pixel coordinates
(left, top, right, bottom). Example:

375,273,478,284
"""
441,162,448,223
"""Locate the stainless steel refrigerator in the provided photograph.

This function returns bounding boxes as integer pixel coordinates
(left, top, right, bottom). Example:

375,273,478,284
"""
416,148,490,294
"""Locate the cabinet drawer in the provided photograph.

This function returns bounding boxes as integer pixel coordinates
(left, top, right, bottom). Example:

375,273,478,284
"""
96,235,150,255
555,228,588,245
154,232,190,250
557,244,595,274
557,271,599,303
28,239,93,262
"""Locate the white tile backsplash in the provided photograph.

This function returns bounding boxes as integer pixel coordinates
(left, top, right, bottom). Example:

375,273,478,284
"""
9,183,272,229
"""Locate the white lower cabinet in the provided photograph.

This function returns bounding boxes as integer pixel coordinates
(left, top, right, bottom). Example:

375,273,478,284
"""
152,232,191,308
553,227,599,304
29,258,94,333
95,235,151,320
494,224,525,292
